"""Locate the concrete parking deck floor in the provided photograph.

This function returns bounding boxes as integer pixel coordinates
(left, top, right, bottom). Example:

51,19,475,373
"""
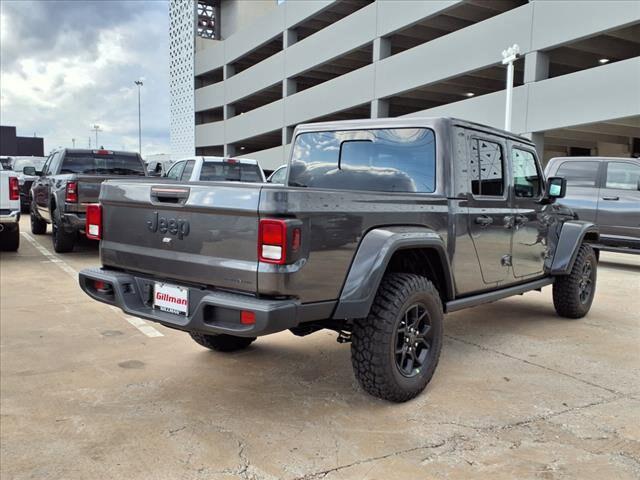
1,217,639,479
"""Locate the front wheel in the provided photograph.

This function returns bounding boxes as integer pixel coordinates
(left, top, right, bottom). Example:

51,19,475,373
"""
553,244,597,319
30,206,47,235
189,332,256,352
351,273,443,403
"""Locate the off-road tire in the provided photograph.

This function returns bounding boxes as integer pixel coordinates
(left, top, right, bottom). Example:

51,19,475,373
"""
189,332,256,352
553,243,597,319
0,224,20,251
30,206,47,235
51,208,75,253
351,273,443,402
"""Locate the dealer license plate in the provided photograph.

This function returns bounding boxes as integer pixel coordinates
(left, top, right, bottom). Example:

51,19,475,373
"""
153,282,189,316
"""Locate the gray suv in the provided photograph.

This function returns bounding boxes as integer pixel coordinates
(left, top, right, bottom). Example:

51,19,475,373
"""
545,157,640,253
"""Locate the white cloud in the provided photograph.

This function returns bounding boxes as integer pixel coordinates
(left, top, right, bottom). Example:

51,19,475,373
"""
0,0,170,156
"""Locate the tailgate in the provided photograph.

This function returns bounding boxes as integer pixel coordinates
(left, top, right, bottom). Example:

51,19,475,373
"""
77,175,122,205
99,180,262,293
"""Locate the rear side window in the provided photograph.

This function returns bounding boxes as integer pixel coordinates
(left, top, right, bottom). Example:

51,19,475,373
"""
605,162,640,190
60,152,145,175
556,161,600,187
288,128,436,193
470,139,504,196
199,162,263,182
181,160,195,181
166,161,185,180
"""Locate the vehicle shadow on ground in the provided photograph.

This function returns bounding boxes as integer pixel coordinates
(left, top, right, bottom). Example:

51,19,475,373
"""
157,297,569,408
598,258,640,273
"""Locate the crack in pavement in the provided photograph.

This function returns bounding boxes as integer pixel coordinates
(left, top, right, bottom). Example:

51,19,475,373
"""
294,439,448,480
445,334,622,395
294,392,638,480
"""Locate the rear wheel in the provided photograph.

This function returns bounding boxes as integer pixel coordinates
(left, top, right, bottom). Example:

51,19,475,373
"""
553,244,597,319
0,224,20,251
351,273,443,402
51,208,75,253
189,332,256,352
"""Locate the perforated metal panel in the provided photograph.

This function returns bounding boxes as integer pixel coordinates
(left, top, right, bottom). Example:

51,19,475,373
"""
169,0,196,160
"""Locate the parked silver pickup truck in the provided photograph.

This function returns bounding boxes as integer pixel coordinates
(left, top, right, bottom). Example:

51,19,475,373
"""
79,117,599,402
29,148,147,252
545,156,640,253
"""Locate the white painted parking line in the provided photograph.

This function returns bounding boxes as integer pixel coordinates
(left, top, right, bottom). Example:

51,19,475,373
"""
20,232,164,338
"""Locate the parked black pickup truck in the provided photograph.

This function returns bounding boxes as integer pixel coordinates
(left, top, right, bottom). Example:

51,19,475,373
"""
29,148,147,252
79,118,599,402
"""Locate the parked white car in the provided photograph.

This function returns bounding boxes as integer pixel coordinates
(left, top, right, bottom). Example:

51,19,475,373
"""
165,156,266,183
0,163,21,251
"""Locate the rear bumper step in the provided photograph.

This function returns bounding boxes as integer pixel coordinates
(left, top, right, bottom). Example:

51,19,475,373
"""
78,267,331,337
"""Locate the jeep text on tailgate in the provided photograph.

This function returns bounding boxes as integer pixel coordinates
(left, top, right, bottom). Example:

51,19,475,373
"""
79,117,599,402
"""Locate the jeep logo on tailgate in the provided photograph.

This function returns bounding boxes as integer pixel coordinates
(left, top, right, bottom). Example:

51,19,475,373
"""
147,211,190,239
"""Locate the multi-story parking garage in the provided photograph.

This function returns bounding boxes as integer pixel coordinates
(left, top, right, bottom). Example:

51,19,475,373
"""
170,0,640,171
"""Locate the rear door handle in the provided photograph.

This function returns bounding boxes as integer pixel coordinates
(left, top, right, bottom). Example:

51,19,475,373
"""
475,215,493,226
602,196,619,201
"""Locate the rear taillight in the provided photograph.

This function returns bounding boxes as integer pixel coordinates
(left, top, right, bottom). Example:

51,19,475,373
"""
259,219,287,264
65,181,78,203
258,219,302,264
86,203,102,240
9,176,19,200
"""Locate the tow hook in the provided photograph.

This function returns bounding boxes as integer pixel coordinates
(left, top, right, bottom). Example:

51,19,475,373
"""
336,331,352,344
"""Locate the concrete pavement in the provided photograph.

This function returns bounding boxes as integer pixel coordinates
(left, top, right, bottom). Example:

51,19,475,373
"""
1,217,639,479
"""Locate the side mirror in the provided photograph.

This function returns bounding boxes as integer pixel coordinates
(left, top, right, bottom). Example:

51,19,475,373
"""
23,166,36,176
546,176,566,200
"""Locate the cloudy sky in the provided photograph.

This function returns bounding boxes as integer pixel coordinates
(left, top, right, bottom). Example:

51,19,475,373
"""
0,0,170,156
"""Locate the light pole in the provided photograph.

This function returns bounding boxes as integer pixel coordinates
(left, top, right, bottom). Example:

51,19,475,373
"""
134,79,143,156
91,124,102,148
501,44,520,132
72,138,76,148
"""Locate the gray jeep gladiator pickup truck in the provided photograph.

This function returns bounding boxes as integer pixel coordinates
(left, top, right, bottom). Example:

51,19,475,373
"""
29,148,147,252
79,118,599,402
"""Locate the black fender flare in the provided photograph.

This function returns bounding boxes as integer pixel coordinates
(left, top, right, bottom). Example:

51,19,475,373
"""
550,221,599,275
332,226,454,319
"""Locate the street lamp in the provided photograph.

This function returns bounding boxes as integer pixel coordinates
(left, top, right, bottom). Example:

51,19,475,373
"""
91,124,103,148
134,79,143,156
501,44,520,132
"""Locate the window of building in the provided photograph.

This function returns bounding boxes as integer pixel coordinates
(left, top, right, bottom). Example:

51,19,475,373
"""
470,139,504,196
556,161,600,188
289,128,436,193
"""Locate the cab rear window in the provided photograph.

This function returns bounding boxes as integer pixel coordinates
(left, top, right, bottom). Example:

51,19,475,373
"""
60,153,145,175
288,128,436,193
199,162,263,182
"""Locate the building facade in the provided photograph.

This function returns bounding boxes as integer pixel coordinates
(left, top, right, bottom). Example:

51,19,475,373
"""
0,125,44,157
171,0,640,169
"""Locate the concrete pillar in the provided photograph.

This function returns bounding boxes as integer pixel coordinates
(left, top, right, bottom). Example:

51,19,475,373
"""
283,78,297,97
283,29,297,49
225,144,236,157
282,126,294,146
223,63,235,80
524,51,550,84
224,104,235,120
283,29,298,98
523,132,546,163
373,37,391,63
371,99,389,118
